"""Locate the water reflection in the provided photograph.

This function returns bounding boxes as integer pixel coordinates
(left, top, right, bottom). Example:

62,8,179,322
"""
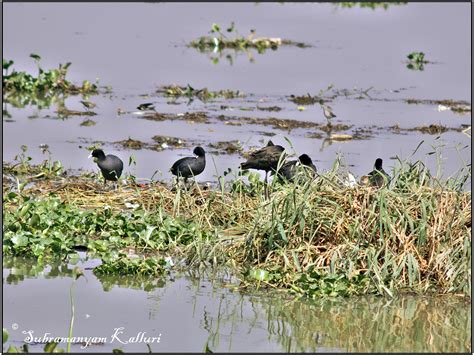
261,295,471,352
3,257,471,352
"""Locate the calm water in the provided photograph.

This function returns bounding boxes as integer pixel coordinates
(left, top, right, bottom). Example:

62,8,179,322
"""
3,257,471,353
3,2,471,183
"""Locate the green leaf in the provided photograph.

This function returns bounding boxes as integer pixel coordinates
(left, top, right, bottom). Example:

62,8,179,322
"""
204,340,213,353
226,22,235,32
277,223,287,242
3,59,14,70
30,53,41,61
44,342,58,353
7,345,19,353
250,268,270,281
11,234,29,247
3,328,9,344
211,23,221,33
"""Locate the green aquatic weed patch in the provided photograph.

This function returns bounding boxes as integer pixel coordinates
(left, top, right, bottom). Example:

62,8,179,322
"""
93,257,166,276
406,51,431,71
3,192,213,267
189,23,310,54
3,54,100,110
157,84,245,102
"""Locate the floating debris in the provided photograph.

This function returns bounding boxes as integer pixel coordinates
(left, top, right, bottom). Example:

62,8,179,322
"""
329,134,353,141
157,84,245,101
208,140,243,155
289,94,321,105
405,98,471,114
151,135,186,148
141,111,209,124
57,107,96,117
256,106,282,112
80,119,96,127
390,124,463,135
115,138,145,150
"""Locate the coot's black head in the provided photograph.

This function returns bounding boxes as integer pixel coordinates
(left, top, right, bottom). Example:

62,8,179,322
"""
374,158,383,170
90,149,106,160
267,140,274,147
193,146,206,157
298,154,313,166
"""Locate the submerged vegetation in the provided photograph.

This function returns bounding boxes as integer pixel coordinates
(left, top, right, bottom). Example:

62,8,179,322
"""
3,147,471,299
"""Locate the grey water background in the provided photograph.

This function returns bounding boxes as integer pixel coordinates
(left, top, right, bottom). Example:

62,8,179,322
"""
2,2,472,352
3,2,471,183
3,256,471,352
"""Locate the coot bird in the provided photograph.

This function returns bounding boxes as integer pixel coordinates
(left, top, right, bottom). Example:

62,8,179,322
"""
240,140,285,198
277,154,317,182
368,158,390,187
89,149,124,187
170,146,206,184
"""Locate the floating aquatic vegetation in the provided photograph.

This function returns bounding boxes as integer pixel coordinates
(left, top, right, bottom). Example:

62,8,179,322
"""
288,85,337,105
115,137,146,150
57,107,97,117
157,84,245,102
189,23,310,53
79,119,97,127
405,98,471,114
215,114,352,132
256,105,282,112
208,140,244,155
113,136,188,151
334,2,407,10
188,23,311,64
94,257,166,277
151,135,186,148
390,123,463,135
142,110,209,123
3,54,100,111
289,94,321,105
406,51,431,71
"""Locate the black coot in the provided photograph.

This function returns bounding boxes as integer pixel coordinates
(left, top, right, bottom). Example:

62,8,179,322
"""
368,158,390,187
89,149,124,187
278,154,317,182
170,146,206,183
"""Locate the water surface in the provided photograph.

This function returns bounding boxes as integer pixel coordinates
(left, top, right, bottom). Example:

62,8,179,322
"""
3,2,471,182
3,257,471,353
